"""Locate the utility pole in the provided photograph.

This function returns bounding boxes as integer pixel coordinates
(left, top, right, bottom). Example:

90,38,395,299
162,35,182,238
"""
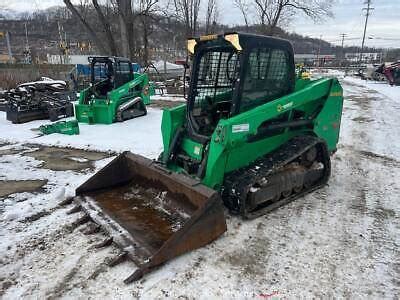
340,33,347,49
24,22,31,64
316,35,322,67
340,33,347,66
5,32,13,63
360,0,374,63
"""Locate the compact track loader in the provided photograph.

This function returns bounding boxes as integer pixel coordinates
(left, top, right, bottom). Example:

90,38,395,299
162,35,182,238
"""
70,33,344,282
75,56,151,124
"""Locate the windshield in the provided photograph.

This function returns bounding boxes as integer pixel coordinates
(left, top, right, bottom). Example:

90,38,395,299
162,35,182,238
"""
92,61,113,83
190,48,240,136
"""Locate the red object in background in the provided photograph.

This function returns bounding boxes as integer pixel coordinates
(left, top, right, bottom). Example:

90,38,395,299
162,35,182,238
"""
383,62,400,86
175,59,189,69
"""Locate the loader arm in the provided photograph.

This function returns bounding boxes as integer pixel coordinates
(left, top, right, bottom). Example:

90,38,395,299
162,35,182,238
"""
107,73,151,105
160,77,343,189
202,77,343,188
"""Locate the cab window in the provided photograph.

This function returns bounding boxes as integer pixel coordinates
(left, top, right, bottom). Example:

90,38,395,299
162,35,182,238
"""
241,47,291,112
115,62,132,87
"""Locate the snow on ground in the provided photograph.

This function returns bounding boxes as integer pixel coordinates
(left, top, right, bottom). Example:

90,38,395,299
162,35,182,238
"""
151,94,186,102
0,107,163,159
343,76,400,103
311,68,400,103
1,75,400,298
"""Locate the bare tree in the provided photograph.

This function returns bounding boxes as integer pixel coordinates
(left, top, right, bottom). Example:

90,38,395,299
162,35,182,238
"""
115,0,135,59
253,0,333,35
234,0,250,28
138,0,159,65
63,0,108,54
205,0,217,34
173,0,201,37
92,0,118,56
77,0,91,20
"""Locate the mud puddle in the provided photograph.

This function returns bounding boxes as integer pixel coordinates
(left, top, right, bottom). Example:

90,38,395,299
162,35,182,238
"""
352,116,374,123
149,99,185,109
24,146,110,171
0,179,47,198
0,148,21,156
345,95,375,110
0,142,19,156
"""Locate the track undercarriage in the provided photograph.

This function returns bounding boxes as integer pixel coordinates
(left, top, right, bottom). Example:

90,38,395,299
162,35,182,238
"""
223,135,331,218
116,97,147,122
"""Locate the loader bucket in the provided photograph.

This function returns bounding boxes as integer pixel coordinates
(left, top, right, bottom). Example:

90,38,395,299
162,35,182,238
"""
74,152,227,283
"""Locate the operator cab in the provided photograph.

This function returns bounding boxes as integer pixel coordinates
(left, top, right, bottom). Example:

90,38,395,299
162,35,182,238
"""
89,56,134,97
187,33,295,138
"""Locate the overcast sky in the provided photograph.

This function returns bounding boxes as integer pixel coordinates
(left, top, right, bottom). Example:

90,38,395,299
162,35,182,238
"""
2,0,400,48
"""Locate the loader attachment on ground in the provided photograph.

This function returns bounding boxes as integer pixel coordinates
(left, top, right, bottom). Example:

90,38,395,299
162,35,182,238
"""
74,152,227,282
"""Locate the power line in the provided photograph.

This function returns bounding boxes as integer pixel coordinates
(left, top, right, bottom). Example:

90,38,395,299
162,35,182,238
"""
325,37,361,43
360,0,374,62
340,33,347,49
369,37,400,41
340,33,347,65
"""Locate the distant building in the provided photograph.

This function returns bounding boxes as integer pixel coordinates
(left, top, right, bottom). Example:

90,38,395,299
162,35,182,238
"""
294,54,336,66
0,54,15,64
345,52,382,62
47,54,95,65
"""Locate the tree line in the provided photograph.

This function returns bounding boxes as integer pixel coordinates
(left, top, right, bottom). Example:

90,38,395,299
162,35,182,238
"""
60,0,334,63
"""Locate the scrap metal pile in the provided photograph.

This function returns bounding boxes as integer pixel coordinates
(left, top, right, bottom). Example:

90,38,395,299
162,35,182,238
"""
358,62,400,86
4,77,75,124
0,90,6,111
383,62,400,86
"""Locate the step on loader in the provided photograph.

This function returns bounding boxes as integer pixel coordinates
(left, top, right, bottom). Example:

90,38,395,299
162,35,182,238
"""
75,56,152,124
69,33,344,282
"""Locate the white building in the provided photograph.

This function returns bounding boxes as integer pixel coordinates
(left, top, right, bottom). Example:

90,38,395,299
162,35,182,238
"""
47,54,95,65
345,52,382,62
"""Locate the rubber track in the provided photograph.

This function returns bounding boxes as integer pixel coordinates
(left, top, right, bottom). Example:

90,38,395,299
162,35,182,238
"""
222,135,331,219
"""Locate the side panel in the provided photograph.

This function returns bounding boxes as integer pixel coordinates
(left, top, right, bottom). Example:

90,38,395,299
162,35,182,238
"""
181,138,204,161
161,104,187,162
75,102,115,124
314,81,343,151
202,78,343,189
75,73,152,124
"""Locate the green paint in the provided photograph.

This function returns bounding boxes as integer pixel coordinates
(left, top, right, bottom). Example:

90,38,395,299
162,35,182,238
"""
39,120,80,135
161,77,343,190
75,73,151,124
181,138,203,161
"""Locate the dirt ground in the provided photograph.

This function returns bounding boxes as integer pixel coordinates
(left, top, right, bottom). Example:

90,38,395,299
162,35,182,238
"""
0,78,399,299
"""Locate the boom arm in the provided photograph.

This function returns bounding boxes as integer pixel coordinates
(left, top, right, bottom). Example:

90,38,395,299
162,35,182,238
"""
161,77,343,190
108,73,151,105
202,77,343,188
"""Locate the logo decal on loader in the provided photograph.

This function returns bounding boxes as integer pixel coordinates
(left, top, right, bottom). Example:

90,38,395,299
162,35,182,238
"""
194,146,201,155
232,123,249,133
277,102,293,112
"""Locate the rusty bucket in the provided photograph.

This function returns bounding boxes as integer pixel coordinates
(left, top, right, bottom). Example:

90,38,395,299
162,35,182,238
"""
74,152,227,283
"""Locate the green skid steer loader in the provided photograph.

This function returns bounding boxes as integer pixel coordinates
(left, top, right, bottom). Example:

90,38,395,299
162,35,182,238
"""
70,33,343,282
75,56,152,124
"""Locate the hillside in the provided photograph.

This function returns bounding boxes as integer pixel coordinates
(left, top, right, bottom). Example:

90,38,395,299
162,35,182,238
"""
0,6,385,63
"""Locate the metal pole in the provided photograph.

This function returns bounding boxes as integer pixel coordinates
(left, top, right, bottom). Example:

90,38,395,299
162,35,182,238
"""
5,31,13,63
316,35,322,67
24,22,29,48
360,0,374,63
340,33,347,66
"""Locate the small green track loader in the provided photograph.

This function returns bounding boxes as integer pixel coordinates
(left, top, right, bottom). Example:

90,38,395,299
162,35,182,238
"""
75,56,151,124
70,33,344,281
